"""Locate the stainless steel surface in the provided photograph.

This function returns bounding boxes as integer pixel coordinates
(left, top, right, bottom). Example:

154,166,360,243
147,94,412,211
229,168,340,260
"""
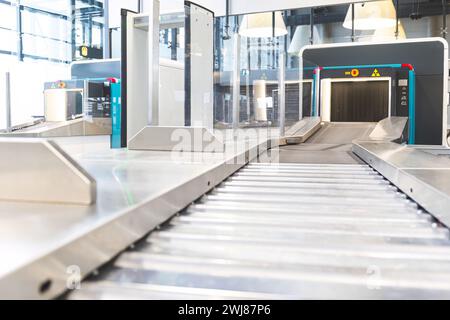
0,134,272,299
0,138,95,205
353,141,450,229
352,116,450,228
369,117,408,142
69,162,450,300
128,126,225,152
284,117,321,144
66,121,450,299
307,122,376,144
4,120,450,299
0,118,112,138
411,145,450,156
1,119,44,134
263,122,376,165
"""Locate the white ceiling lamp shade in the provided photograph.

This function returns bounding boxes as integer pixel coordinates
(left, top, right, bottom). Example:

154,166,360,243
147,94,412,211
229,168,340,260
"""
373,21,406,40
288,25,322,55
357,21,406,42
343,1,397,31
239,12,288,38
288,26,307,55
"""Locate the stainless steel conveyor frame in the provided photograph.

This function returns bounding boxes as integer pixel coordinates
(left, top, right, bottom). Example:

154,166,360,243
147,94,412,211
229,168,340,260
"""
1,118,450,299
67,117,450,300
0,130,282,299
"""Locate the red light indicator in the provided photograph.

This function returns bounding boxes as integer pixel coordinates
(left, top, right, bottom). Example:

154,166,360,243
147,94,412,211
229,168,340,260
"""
351,69,360,77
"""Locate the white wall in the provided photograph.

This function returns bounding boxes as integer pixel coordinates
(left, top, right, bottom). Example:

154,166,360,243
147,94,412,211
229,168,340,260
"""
0,59,69,129
109,0,139,28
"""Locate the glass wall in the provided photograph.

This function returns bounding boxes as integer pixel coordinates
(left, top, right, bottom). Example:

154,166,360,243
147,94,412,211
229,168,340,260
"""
213,0,450,134
159,8,185,62
0,0,106,129
0,1,17,57
214,13,290,134
110,1,185,63
72,0,105,61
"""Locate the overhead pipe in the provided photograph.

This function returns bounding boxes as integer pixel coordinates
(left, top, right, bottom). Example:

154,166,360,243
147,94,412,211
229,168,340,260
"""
310,8,314,44
351,3,355,42
223,0,231,40
272,11,276,38
395,0,399,39
443,0,447,39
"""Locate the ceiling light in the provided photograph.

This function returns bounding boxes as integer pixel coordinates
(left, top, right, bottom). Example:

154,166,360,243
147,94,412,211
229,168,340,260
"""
288,25,321,55
357,21,406,42
343,1,397,31
373,21,406,40
239,12,288,38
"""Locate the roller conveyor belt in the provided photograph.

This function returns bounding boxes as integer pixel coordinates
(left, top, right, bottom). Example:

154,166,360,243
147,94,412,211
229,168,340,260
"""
69,160,450,300
64,123,450,300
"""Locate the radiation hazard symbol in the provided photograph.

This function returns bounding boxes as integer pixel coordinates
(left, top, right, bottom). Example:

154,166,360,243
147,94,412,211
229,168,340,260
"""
372,69,381,77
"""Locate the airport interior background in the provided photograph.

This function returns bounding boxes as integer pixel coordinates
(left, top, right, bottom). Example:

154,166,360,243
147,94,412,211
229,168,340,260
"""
1,0,450,300
0,0,449,131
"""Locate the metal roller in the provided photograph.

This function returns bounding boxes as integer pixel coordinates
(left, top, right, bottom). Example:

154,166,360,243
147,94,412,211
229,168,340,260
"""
69,162,450,300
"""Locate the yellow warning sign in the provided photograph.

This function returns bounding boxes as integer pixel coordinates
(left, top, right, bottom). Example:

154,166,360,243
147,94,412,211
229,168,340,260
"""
81,46,89,57
372,69,381,77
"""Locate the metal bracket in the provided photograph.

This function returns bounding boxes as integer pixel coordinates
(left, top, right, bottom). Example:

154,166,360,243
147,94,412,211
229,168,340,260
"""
128,126,225,152
283,117,322,145
0,138,96,205
368,116,408,143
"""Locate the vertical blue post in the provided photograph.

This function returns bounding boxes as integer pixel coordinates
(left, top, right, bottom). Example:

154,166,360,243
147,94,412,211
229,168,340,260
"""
111,81,122,149
312,69,318,117
408,70,415,145
311,74,316,117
